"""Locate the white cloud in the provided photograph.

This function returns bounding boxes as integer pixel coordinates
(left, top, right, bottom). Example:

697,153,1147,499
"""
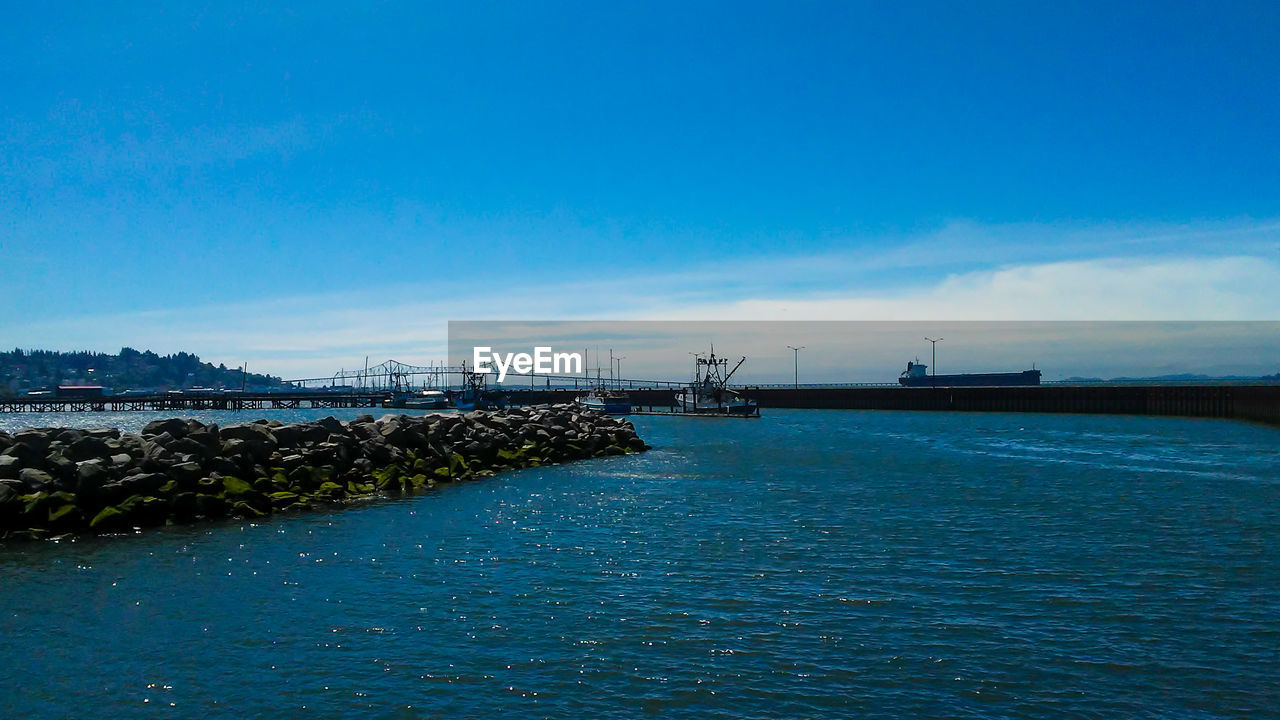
9,217,1280,378
660,255,1280,321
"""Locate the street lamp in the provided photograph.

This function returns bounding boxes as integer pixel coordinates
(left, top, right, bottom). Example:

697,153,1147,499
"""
786,345,805,389
613,356,626,389
924,337,943,386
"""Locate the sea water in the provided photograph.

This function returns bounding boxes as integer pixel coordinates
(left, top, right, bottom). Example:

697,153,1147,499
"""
2,409,1277,718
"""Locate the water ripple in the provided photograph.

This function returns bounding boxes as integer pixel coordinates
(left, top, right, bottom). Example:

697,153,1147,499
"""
2,410,1279,718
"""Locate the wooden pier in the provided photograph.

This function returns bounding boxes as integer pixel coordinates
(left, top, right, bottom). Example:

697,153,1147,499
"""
0,391,386,414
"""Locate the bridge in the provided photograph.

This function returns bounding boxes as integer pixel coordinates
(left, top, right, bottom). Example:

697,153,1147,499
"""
283,359,687,391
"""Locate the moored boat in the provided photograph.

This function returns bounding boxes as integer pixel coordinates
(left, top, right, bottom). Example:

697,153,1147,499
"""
385,389,449,409
673,347,759,416
452,365,497,411
577,389,631,415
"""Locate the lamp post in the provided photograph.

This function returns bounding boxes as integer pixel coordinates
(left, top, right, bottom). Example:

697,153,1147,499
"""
786,345,805,389
613,356,626,389
924,337,943,387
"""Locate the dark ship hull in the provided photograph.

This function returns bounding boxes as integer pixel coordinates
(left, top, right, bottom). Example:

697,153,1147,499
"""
899,370,1042,387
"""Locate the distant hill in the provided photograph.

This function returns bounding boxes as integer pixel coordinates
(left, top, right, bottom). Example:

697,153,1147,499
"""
1061,373,1280,384
1,348,288,396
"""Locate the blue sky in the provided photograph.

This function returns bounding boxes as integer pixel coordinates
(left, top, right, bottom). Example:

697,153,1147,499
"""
3,1,1279,377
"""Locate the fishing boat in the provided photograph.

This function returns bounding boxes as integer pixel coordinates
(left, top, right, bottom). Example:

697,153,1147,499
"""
382,365,451,409
452,365,493,411
577,389,631,415
384,388,449,409
575,354,632,415
673,347,759,416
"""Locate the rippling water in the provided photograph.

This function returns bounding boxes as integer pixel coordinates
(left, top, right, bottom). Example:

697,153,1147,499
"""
2,409,1278,718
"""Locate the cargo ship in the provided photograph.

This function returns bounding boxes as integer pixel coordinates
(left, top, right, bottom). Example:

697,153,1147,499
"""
898,361,1041,387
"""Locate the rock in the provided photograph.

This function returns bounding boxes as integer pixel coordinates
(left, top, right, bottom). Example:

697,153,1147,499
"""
89,505,126,530
44,451,77,483
143,418,189,438
0,482,22,513
219,424,276,459
19,468,55,491
100,473,167,505
326,432,356,446
2,442,42,468
272,424,302,447
84,428,120,440
89,494,167,530
196,494,230,518
230,500,266,518
350,422,381,442
66,436,112,462
221,476,255,497
315,481,345,499
169,492,200,521
13,430,53,455
121,495,169,527
147,431,176,448
221,423,277,447
302,443,340,464
167,436,210,458
316,416,346,435
207,456,243,476
0,455,23,480
17,491,50,526
166,462,204,489
47,502,84,530
56,429,85,444
188,427,220,449
286,465,315,489
76,459,112,490
268,491,301,509
141,438,173,463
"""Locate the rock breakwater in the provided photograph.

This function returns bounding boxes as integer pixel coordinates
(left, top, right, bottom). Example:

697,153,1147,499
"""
0,405,648,541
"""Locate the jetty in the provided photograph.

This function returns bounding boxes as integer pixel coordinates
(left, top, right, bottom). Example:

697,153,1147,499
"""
0,405,649,541
738,383,1280,426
